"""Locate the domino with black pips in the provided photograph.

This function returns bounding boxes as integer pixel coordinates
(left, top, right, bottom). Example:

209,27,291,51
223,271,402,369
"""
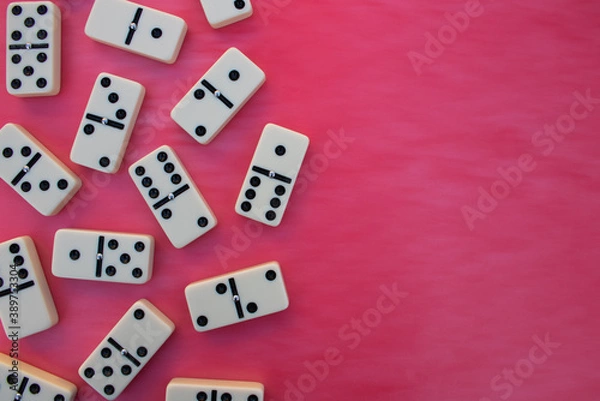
71,73,145,174
198,0,253,29
52,229,154,284
166,378,264,401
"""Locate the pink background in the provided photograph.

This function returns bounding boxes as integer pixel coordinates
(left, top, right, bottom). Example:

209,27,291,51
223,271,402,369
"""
1,0,600,400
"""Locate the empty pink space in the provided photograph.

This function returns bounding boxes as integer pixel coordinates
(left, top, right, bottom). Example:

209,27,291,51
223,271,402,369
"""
0,0,599,400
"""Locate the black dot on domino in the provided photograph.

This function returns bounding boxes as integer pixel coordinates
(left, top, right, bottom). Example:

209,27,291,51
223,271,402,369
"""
37,5,48,14
24,17,35,28
11,30,22,41
57,179,68,190
194,89,205,99
7,373,18,385
121,365,132,375
266,210,276,221
157,152,168,162
108,92,119,103
134,309,145,320
84,368,95,378
21,146,31,157
12,55,21,64
2,148,13,158
37,52,47,63
120,253,131,264
116,109,127,120
69,250,80,260
134,241,145,252
55,395,66,401
17,269,28,279
241,201,251,212
250,176,261,187
137,347,147,357
108,239,119,250
39,180,50,191
102,366,113,377
0,279,3,287
245,189,256,199
135,166,145,176
171,174,181,184
13,256,24,267
162,209,172,219
142,177,152,187
197,217,208,227
195,126,206,137
229,70,240,81
234,0,246,10
149,188,159,198
275,185,286,196
216,283,227,294
11,79,22,90
151,28,162,38
37,78,47,88
275,145,286,156
99,157,110,168
248,395,259,401
222,393,232,401
101,77,111,88
132,268,143,278
23,66,34,76
11,5,22,15
164,162,174,173
104,385,115,396
21,182,31,192
197,316,208,326
37,29,47,39
197,392,208,401
84,124,95,135
9,244,20,254
247,303,258,313
270,198,281,208
105,266,116,276
101,347,112,358
265,269,277,281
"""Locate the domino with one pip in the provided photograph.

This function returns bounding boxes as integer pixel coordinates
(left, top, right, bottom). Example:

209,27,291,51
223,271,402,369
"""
0,353,77,401
185,261,288,332
129,145,217,249
85,0,187,64
0,123,81,216
235,124,309,226
6,1,61,96
79,299,174,400
0,236,58,339
166,378,264,401
71,73,145,174
52,229,154,284
199,0,253,29
171,47,265,145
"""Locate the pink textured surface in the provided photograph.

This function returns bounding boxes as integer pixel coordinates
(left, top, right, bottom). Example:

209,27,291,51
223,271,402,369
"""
1,0,600,400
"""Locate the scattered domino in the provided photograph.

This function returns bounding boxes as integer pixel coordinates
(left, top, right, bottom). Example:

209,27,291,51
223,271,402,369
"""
84,0,187,64
171,47,265,145
52,229,154,284
79,299,174,400
0,353,77,401
235,124,309,226
6,1,61,96
0,236,58,339
166,378,263,401
0,123,81,216
129,145,217,249
199,0,253,29
185,261,288,332
70,73,145,174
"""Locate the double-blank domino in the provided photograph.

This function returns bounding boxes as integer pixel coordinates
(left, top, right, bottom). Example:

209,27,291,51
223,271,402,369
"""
52,229,154,284
85,0,187,64
71,73,145,174
0,236,58,339
0,123,81,216
0,353,77,401
166,378,264,401
79,299,174,400
129,145,217,249
171,47,265,145
6,1,61,96
185,261,289,332
199,0,253,29
235,124,309,226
